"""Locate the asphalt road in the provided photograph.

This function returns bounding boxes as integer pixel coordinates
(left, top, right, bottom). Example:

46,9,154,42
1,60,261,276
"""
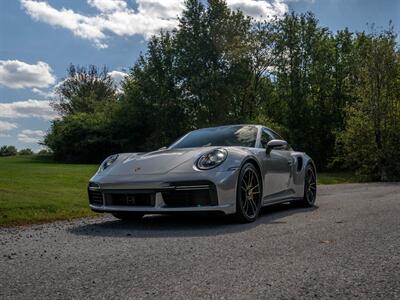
1,183,400,299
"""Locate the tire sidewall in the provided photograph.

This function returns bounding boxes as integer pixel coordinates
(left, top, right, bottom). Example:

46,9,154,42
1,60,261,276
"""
304,165,317,206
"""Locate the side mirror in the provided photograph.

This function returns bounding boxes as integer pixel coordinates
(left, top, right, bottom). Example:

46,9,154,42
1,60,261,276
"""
158,146,167,151
266,139,288,154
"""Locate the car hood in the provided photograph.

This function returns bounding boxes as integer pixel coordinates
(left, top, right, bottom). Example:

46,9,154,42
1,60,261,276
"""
106,148,211,176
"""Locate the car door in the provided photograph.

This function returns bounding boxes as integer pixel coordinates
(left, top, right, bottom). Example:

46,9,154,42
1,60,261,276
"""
260,129,292,198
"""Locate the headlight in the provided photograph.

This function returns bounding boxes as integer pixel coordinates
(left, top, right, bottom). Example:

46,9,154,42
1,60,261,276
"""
98,154,119,173
197,148,227,170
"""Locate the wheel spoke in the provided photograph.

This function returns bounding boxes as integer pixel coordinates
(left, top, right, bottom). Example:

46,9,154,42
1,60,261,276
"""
248,198,257,215
247,171,253,188
243,199,249,213
248,184,259,192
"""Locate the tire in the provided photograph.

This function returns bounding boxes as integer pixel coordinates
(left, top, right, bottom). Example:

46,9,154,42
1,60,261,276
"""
298,164,317,207
234,163,262,223
112,212,144,221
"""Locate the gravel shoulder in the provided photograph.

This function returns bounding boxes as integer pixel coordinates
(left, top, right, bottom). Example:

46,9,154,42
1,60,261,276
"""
1,183,400,299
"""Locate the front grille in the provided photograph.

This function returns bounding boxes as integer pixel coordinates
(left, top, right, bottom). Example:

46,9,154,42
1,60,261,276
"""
105,193,155,207
162,181,218,207
88,190,103,206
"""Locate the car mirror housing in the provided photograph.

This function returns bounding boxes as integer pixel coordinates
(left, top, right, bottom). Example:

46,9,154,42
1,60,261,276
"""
266,139,288,154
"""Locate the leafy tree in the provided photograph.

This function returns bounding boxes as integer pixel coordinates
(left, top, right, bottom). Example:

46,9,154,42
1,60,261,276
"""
266,12,358,169
334,28,400,180
175,0,255,126
53,65,117,116
45,65,119,162
0,145,17,157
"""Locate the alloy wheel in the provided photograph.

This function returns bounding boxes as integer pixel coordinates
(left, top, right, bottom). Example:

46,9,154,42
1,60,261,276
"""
240,168,261,219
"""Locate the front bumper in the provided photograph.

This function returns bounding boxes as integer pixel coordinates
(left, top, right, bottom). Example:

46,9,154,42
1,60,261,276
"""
88,171,238,215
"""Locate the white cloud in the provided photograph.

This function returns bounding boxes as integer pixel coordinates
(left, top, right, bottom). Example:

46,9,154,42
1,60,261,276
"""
0,120,18,132
226,0,287,21
32,87,55,98
108,70,128,90
20,0,182,48
17,129,45,144
88,0,127,12
0,60,56,89
20,0,287,48
0,100,58,120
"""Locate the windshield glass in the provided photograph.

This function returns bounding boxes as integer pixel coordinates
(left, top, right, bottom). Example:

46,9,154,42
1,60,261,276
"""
170,125,258,148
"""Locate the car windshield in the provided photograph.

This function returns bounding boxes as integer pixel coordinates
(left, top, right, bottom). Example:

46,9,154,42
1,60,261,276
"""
170,125,258,148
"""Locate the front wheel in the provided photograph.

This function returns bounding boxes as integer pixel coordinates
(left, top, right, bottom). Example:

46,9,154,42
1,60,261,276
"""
234,163,262,223
298,164,317,207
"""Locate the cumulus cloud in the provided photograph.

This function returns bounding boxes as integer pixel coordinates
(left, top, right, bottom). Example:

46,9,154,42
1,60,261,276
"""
20,0,182,48
17,129,45,144
108,70,128,90
226,0,287,20
0,120,18,132
21,0,287,48
88,0,128,12
0,60,56,89
0,99,58,120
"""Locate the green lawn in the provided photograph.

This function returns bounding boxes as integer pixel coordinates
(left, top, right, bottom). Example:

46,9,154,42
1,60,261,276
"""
0,155,359,227
0,155,98,227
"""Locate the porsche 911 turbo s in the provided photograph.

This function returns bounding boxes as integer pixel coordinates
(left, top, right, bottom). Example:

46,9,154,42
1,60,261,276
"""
88,125,317,222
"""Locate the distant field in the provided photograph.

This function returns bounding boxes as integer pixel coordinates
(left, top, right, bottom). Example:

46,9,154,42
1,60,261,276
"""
0,155,97,227
0,155,359,227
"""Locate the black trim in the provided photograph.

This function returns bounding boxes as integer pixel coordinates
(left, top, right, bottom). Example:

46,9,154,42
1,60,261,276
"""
88,180,219,209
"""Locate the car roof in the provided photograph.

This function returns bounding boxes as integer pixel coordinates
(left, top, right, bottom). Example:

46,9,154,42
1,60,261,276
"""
191,124,263,131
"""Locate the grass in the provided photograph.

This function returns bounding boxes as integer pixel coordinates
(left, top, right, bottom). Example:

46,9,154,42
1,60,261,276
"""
0,155,359,227
0,155,97,227
318,172,359,185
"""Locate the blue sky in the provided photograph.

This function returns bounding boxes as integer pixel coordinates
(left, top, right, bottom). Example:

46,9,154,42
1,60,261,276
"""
0,0,399,151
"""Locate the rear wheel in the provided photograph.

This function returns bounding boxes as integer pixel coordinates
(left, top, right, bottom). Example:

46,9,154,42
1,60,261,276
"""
234,163,262,223
112,212,144,221
298,164,317,207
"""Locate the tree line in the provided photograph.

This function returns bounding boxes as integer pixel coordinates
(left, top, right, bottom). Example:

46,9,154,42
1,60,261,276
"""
43,0,400,181
0,146,50,157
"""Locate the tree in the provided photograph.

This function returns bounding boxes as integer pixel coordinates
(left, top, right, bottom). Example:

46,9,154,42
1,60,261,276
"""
53,65,117,116
18,148,33,155
45,65,120,162
270,12,350,168
175,0,255,126
37,149,53,156
334,27,400,180
0,145,17,157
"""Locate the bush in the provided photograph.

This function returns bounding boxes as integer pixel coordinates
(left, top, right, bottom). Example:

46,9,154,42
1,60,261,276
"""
37,149,53,156
18,148,34,155
44,111,121,163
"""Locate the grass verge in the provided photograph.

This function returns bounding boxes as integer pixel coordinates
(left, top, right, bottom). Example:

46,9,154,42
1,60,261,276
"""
0,155,97,227
318,172,360,185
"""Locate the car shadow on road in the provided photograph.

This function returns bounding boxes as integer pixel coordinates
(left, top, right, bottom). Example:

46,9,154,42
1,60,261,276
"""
68,203,318,238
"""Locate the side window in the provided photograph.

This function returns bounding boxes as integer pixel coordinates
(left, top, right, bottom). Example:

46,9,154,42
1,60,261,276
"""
260,129,273,148
266,129,283,140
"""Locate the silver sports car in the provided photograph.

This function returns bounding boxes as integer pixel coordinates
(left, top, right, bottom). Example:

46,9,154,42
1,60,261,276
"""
88,125,316,222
